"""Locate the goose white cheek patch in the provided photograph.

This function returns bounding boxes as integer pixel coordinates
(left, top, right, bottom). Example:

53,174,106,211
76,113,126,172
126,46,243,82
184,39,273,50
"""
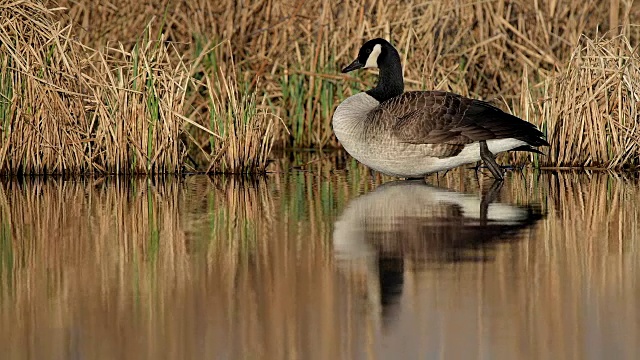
364,44,382,68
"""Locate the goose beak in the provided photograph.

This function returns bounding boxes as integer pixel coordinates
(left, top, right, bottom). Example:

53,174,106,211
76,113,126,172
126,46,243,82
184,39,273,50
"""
342,59,364,73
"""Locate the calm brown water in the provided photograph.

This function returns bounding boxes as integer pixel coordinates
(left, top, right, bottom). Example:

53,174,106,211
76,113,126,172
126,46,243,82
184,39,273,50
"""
1,162,639,359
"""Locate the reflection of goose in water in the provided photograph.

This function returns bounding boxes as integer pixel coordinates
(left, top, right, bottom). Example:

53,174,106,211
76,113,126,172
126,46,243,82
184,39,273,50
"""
333,180,544,325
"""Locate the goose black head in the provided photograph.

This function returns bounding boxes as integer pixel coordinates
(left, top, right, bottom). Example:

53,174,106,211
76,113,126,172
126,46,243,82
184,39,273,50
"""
342,38,399,73
342,38,404,102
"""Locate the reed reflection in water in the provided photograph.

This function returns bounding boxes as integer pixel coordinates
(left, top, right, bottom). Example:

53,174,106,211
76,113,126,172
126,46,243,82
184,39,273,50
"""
0,170,639,359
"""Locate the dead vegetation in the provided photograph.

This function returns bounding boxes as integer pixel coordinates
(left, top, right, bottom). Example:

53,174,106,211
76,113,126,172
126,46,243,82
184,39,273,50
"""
0,2,90,174
0,1,276,175
0,0,639,174
539,34,640,169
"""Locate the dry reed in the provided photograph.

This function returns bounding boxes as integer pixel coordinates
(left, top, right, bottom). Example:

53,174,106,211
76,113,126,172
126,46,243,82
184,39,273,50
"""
85,28,190,174
185,40,279,173
0,2,90,174
539,34,640,169
0,1,277,175
2,0,640,174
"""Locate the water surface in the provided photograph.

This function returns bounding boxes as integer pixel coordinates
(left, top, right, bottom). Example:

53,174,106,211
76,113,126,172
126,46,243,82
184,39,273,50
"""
1,163,639,359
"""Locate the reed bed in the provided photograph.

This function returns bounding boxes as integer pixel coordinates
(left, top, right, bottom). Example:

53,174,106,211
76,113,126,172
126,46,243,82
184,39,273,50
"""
86,28,190,174
1,0,639,174
540,34,640,169
0,2,90,174
0,1,276,175
186,40,279,173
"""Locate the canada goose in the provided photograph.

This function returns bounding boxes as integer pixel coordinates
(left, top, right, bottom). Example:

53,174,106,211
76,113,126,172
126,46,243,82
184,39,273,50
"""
333,38,549,180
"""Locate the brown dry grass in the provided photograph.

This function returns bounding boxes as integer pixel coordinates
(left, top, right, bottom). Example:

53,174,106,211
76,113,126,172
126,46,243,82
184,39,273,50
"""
0,2,90,174
0,1,276,175
538,34,640,169
85,28,190,174
185,40,279,173
1,0,639,174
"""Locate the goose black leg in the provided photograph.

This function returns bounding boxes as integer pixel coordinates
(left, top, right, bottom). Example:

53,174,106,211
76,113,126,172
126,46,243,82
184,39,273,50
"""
479,141,504,181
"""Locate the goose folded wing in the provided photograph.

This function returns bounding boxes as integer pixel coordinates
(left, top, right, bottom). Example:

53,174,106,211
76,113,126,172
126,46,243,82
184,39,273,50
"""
374,91,545,157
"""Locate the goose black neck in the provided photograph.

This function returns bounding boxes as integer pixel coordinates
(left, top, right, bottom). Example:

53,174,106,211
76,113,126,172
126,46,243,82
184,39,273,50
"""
366,54,404,103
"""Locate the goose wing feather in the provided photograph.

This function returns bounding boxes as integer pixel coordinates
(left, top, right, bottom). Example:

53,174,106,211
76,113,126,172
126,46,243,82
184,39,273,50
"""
369,91,547,150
